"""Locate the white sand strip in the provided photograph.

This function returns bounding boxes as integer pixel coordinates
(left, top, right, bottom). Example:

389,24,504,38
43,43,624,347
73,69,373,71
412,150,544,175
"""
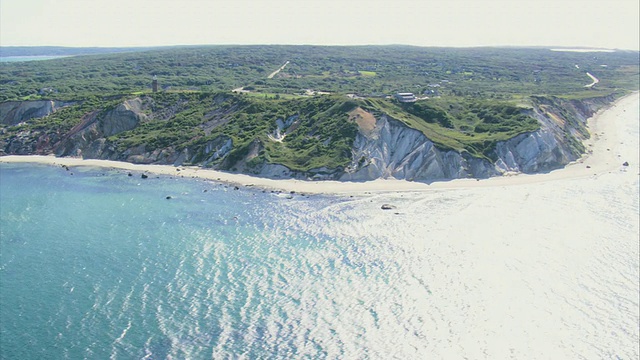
1,92,638,195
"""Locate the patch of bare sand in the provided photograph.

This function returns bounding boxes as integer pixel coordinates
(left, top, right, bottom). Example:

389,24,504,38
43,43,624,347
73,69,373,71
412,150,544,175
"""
349,107,377,134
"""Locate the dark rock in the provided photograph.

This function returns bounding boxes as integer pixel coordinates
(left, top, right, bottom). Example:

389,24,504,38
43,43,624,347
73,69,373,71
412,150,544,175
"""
622,161,629,166
141,174,148,179
381,204,397,210
203,189,208,192
128,172,133,176
166,196,172,199
586,165,591,168
234,186,240,190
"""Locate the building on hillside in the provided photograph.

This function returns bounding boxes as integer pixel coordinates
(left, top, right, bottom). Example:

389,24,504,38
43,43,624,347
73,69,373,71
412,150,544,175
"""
424,88,440,97
395,92,417,103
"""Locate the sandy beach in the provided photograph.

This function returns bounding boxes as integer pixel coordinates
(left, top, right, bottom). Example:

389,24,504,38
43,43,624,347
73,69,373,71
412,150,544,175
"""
1,92,638,194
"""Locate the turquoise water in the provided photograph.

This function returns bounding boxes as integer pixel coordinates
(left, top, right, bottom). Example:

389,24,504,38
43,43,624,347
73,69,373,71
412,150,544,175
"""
2,162,638,359
0,164,399,359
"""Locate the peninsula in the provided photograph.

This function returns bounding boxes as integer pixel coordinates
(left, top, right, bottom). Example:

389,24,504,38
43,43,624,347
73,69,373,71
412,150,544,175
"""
1,45,638,184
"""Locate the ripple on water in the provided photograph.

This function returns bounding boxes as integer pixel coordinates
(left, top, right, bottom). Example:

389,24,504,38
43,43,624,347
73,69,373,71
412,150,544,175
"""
0,163,638,359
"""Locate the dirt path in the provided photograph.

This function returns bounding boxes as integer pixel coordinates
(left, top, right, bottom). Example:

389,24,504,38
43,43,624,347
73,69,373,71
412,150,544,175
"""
585,72,599,88
267,61,290,79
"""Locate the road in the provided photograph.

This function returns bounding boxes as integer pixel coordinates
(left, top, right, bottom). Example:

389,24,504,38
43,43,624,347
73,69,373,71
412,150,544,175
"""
584,72,599,88
267,61,290,79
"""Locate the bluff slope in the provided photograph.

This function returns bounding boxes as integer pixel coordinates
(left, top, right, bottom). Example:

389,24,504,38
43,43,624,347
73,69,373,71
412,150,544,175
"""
0,93,617,182
341,95,611,181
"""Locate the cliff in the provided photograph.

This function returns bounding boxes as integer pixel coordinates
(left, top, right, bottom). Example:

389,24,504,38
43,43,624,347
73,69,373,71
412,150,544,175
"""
0,100,70,126
0,94,618,182
341,95,614,181
55,98,148,158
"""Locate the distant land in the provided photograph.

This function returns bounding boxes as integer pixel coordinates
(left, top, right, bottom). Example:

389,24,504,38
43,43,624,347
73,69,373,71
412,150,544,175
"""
0,46,157,58
0,45,638,182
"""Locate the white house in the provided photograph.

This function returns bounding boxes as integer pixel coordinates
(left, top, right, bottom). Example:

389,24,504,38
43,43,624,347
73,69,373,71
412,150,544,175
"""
395,92,417,103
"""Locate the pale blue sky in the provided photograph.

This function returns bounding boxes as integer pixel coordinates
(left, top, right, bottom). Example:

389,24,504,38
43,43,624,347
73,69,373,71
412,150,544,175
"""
1,0,638,50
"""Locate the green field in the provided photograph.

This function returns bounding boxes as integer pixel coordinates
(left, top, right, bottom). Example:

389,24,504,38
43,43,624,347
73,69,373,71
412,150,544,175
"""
358,70,377,77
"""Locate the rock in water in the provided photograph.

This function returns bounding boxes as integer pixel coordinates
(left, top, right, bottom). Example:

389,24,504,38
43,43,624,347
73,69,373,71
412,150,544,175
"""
622,161,629,166
141,174,148,179
381,204,397,210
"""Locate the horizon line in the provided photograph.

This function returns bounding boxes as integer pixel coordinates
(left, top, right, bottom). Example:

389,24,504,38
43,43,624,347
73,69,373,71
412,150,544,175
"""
1,43,637,52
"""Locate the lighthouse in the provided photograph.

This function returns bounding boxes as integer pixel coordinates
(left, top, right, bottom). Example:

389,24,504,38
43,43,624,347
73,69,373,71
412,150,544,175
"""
152,75,158,93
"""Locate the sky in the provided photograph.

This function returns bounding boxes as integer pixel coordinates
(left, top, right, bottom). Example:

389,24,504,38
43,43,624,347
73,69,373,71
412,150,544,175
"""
1,0,638,50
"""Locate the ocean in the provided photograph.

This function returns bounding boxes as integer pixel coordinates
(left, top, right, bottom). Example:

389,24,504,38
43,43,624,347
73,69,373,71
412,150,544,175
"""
1,162,638,359
0,56,71,63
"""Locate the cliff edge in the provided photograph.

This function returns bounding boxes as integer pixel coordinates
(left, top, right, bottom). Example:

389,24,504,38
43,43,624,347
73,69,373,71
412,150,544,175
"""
0,94,619,182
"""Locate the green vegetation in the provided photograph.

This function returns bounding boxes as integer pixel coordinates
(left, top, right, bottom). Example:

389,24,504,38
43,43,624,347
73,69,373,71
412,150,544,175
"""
1,45,637,102
97,93,358,172
358,71,377,77
1,45,638,171
359,97,539,159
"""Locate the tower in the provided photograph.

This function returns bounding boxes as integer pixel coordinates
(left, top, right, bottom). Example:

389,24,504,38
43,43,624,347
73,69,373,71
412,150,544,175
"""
152,75,158,93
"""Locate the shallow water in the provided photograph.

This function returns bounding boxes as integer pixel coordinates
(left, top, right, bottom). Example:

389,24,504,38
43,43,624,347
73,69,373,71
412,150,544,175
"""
1,162,638,359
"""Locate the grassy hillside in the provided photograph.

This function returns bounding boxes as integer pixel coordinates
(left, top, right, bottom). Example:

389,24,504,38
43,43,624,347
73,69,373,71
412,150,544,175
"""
1,91,550,168
1,45,637,172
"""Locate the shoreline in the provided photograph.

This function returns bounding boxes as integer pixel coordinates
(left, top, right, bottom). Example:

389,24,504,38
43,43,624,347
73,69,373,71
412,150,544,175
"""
1,92,638,195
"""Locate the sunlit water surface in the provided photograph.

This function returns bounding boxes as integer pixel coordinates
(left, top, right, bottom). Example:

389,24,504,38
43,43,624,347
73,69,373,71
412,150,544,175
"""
1,162,638,359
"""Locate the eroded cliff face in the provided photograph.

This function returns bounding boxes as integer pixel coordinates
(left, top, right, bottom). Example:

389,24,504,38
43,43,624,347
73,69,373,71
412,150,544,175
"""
0,94,618,182
55,98,148,158
0,100,70,126
340,95,615,182
492,94,616,174
340,114,497,181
